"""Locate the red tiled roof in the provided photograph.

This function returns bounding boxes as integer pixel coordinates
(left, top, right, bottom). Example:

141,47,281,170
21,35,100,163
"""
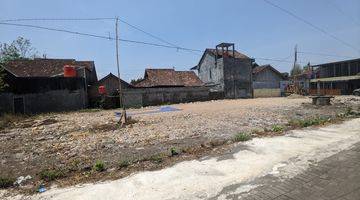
4,58,95,77
134,69,203,87
176,71,203,87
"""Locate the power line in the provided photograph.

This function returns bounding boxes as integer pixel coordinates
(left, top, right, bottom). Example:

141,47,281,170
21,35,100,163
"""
298,51,356,59
117,18,179,48
262,0,360,53
0,17,115,22
0,21,347,65
0,22,202,52
328,0,360,27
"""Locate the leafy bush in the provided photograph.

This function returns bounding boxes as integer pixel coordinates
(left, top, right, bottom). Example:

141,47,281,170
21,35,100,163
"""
93,160,105,172
40,169,65,181
0,177,15,188
170,147,179,156
271,125,284,132
234,132,251,142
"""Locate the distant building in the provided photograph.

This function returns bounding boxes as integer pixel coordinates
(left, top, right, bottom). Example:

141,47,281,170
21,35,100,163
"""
88,73,132,108
252,64,286,98
89,73,132,96
191,43,253,99
0,58,98,114
310,58,360,95
133,68,203,88
252,64,285,89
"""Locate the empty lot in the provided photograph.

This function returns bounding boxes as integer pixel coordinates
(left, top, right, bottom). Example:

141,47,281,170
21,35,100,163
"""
0,96,359,192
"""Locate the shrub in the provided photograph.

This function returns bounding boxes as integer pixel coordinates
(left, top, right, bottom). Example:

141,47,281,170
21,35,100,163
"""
93,160,105,172
0,177,15,188
40,169,65,181
118,159,130,169
150,154,164,163
289,117,329,128
170,147,179,156
271,125,284,132
234,132,251,142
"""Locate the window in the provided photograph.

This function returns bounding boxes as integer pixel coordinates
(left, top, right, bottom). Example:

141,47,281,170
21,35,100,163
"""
209,68,212,80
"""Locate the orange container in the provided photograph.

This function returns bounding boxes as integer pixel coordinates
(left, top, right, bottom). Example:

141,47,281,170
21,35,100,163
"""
98,85,106,94
63,65,76,77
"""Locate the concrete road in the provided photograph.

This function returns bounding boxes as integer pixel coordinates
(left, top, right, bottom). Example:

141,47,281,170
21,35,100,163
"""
5,118,360,200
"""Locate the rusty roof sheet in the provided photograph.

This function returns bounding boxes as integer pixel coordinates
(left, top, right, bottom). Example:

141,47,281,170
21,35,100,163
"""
134,69,203,87
4,58,95,77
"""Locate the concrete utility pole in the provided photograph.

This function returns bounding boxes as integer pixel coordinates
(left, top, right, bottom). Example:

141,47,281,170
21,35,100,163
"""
115,17,127,125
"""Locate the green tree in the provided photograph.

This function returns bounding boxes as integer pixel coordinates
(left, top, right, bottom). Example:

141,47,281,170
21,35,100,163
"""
0,37,38,91
130,77,144,85
290,63,303,76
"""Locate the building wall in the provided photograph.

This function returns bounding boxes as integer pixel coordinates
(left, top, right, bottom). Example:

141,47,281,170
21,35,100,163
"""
254,88,281,98
0,89,86,114
99,87,210,108
198,53,224,91
223,58,253,98
317,59,360,78
253,68,283,89
0,76,87,114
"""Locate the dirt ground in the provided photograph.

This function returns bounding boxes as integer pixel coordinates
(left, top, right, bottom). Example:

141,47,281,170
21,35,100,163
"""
1,96,360,192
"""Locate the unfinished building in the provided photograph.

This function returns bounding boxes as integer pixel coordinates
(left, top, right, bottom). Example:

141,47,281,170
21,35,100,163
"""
310,58,360,95
191,43,253,99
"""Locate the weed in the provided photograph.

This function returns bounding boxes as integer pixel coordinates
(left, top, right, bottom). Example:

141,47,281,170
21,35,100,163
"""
234,132,251,142
289,117,329,128
118,159,131,169
150,154,164,163
39,169,65,181
271,125,284,132
93,160,105,172
170,147,179,156
0,177,15,188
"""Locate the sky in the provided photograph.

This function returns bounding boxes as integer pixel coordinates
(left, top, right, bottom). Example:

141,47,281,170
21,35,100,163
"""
1,0,360,81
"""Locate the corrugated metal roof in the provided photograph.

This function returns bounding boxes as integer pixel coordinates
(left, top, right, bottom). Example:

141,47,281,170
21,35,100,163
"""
310,75,360,82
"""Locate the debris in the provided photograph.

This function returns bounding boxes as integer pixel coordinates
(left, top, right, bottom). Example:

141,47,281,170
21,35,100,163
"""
14,175,32,186
38,184,46,193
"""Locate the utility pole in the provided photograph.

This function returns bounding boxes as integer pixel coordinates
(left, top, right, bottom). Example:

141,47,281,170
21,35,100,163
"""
293,44,298,70
115,17,127,125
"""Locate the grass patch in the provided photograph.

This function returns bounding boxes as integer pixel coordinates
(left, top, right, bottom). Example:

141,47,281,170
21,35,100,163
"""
93,160,106,172
0,177,15,188
234,132,251,142
271,125,284,132
289,117,329,128
118,159,131,169
149,154,165,163
39,169,65,181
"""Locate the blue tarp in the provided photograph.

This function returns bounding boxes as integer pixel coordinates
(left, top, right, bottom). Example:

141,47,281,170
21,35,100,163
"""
115,106,182,117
